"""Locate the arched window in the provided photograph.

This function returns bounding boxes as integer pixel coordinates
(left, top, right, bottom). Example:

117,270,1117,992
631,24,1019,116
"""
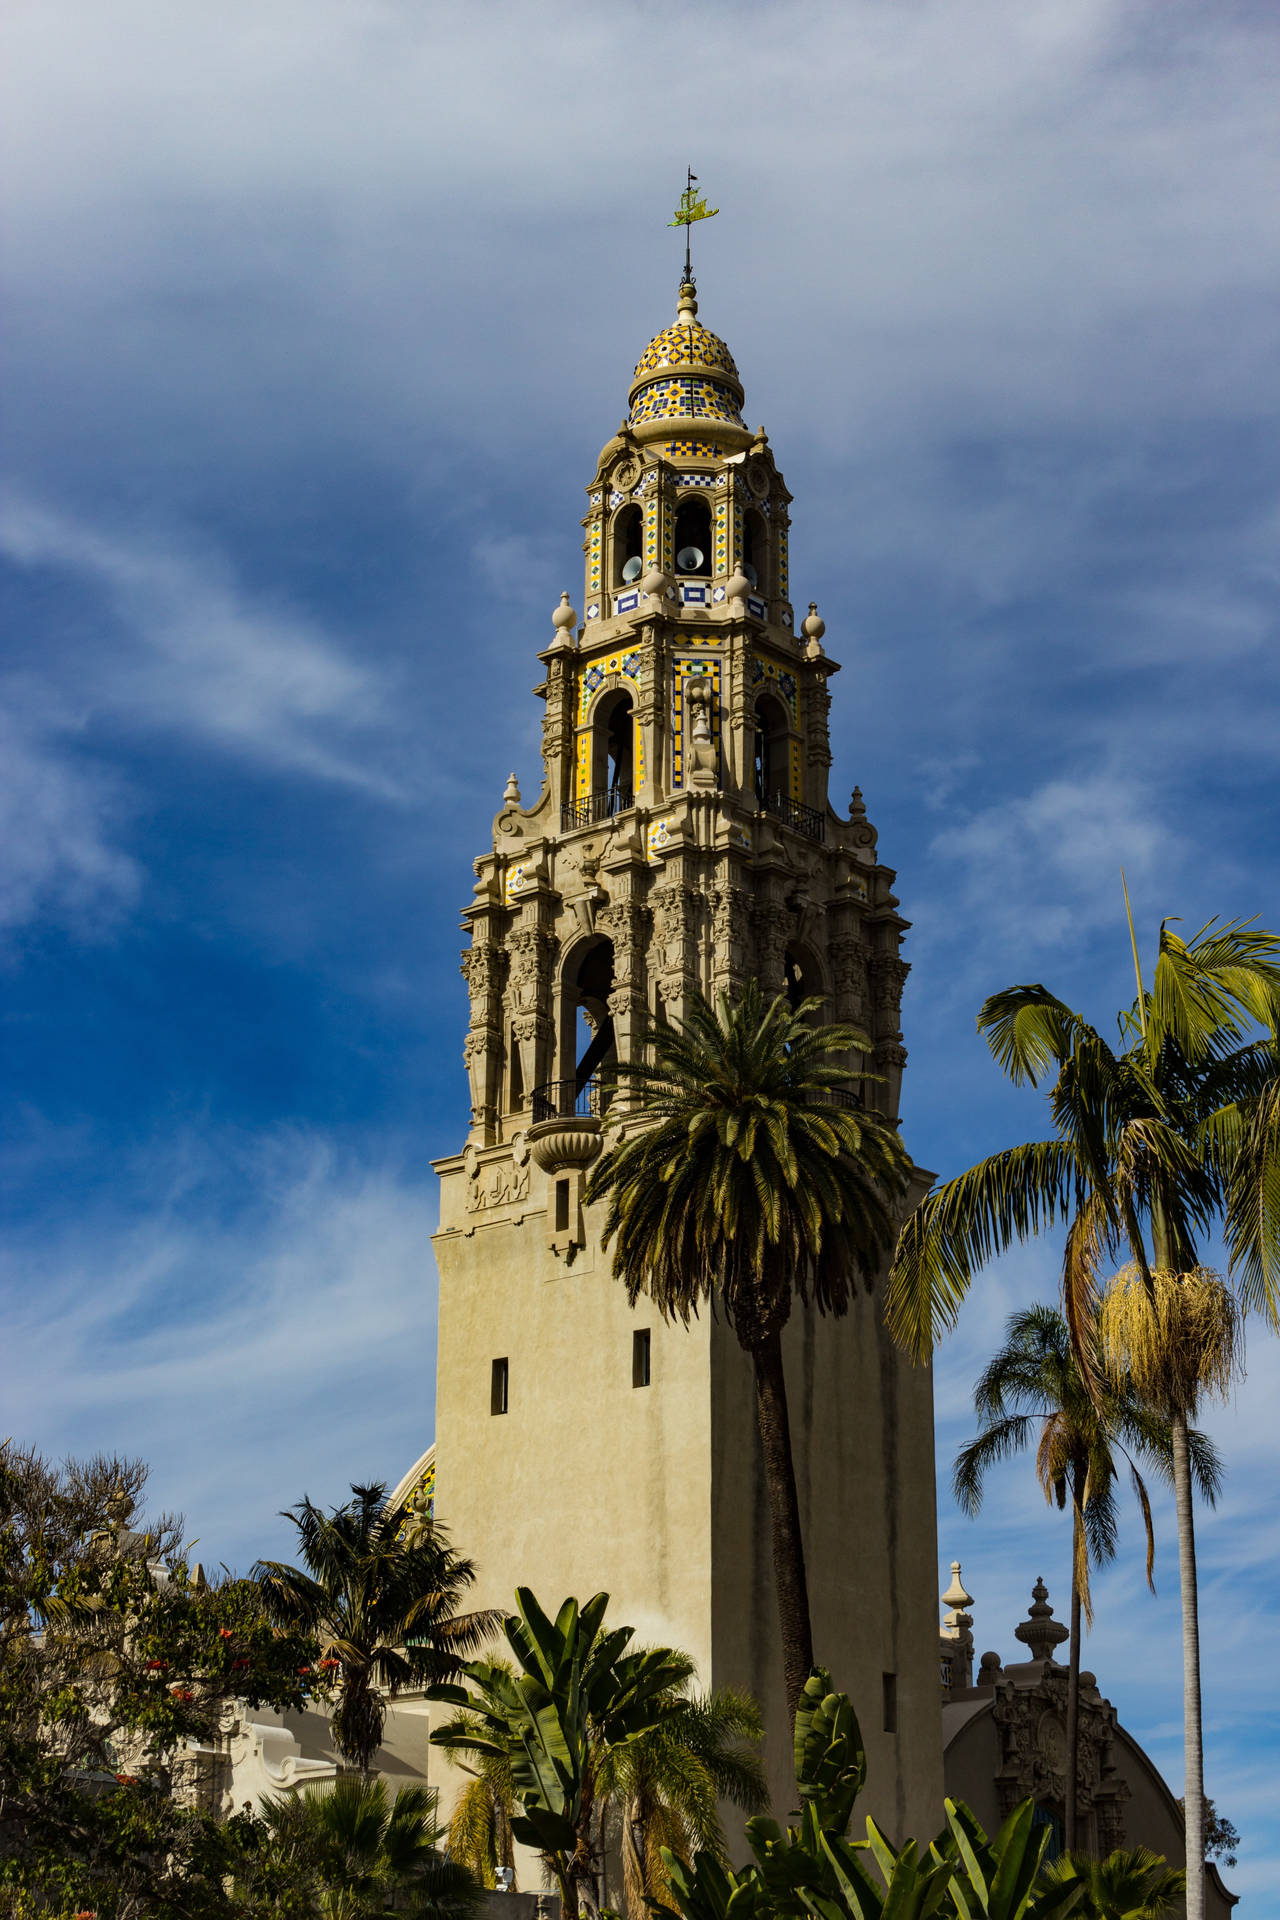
752,693,790,808
590,690,634,816
742,508,767,593
613,504,643,587
674,498,711,576
552,938,617,1116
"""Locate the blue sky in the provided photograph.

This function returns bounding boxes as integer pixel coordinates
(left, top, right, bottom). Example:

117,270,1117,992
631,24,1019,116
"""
2,0,1278,1898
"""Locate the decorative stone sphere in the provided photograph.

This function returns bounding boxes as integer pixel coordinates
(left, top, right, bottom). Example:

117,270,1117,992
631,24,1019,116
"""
641,566,669,600
725,567,752,602
552,591,577,634
802,601,826,644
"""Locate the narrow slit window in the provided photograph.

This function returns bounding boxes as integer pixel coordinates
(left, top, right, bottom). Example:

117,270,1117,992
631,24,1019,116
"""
632,1328,652,1388
554,1178,570,1233
882,1672,897,1734
490,1357,509,1416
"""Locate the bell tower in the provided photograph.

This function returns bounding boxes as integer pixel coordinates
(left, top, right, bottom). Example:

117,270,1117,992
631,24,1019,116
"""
431,279,942,1836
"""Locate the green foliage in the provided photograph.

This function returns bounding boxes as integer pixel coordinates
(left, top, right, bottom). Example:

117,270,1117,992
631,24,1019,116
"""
651,1670,1182,1920
431,1590,708,1918
0,1442,314,1920
887,915,1280,1359
953,1304,1221,1618
1046,1846,1185,1919
586,980,911,1337
255,1481,500,1773
233,1775,481,1920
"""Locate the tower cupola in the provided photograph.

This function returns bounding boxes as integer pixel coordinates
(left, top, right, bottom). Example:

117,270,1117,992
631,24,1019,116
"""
627,280,749,446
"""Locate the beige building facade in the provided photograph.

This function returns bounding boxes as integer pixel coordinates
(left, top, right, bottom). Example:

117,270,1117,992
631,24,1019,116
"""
428,278,943,1835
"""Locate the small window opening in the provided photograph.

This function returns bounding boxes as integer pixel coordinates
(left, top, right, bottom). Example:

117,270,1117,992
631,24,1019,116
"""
632,1329,652,1388
490,1357,509,1415
554,1178,571,1233
508,1026,523,1109
674,498,711,576
614,504,643,587
606,697,634,803
753,695,789,807
742,509,766,592
882,1672,897,1734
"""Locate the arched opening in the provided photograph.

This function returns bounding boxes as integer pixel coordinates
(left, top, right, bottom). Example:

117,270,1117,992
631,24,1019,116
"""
752,693,790,809
784,946,827,1021
587,689,635,818
546,937,617,1118
613,504,643,587
742,508,767,593
674,497,711,576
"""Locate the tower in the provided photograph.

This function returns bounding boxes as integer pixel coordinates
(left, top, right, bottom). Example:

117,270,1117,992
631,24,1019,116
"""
431,279,943,1835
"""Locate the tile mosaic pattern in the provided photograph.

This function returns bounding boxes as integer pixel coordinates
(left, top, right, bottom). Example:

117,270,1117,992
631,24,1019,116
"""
633,324,739,380
714,494,729,574
671,658,722,790
587,520,602,595
663,439,718,458
750,653,798,717
778,524,789,600
574,653,645,800
645,495,659,567
631,378,744,427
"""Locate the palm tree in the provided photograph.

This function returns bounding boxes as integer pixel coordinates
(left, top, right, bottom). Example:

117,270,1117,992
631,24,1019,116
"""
254,1482,501,1774
953,1304,1221,1848
887,912,1280,1920
249,1774,480,1919
1046,1845,1186,1920
584,980,911,1721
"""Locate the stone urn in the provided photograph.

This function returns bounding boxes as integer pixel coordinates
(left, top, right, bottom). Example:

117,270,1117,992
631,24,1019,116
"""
527,1117,603,1176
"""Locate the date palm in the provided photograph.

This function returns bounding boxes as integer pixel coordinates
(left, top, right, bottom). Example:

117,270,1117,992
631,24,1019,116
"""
953,1304,1221,1849
255,1482,500,1774
584,979,911,1724
888,911,1280,1920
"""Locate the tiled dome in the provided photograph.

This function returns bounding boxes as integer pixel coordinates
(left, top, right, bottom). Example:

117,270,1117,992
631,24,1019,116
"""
627,284,747,434
633,322,739,382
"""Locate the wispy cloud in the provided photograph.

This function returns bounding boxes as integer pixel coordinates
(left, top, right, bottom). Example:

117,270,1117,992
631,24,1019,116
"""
0,493,399,796
0,690,140,938
0,1123,439,1570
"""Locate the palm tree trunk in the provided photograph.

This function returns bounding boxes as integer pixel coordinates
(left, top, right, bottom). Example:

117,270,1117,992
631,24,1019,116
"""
750,1327,814,1725
1065,1505,1083,1852
1172,1408,1206,1920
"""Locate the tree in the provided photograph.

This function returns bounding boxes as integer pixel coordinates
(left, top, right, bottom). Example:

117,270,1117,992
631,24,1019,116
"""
953,1304,1221,1849
0,1441,314,1920
597,1683,766,1920
239,1775,480,1920
429,1589,698,1920
255,1482,501,1774
886,915,1280,1920
1046,1847,1185,1920
584,980,911,1722
1176,1797,1239,1871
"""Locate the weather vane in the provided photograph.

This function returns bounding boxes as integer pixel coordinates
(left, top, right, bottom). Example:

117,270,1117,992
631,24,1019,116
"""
669,168,718,283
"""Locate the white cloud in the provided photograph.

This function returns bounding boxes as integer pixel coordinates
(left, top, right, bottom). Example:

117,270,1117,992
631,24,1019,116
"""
0,692,140,938
927,770,1175,957
0,493,399,797
0,1125,439,1570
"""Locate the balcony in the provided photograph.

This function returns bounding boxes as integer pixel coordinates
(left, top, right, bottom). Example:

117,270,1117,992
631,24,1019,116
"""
561,788,634,833
530,1075,613,1124
761,791,825,843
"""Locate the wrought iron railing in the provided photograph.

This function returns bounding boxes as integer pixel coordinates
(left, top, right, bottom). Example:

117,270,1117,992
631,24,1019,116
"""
561,788,634,832
817,1086,863,1112
762,791,825,842
530,1075,612,1124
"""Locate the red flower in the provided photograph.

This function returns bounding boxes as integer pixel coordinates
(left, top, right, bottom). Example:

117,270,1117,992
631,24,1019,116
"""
144,1659,168,1670
318,1657,340,1670
297,1665,312,1675
219,1627,234,1639
114,1773,137,1785
232,1657,249,1669
171,1686,196,1703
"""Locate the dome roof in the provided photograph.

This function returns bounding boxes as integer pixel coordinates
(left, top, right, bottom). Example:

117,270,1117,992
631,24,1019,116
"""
627,283,747,436
633,321,739,382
